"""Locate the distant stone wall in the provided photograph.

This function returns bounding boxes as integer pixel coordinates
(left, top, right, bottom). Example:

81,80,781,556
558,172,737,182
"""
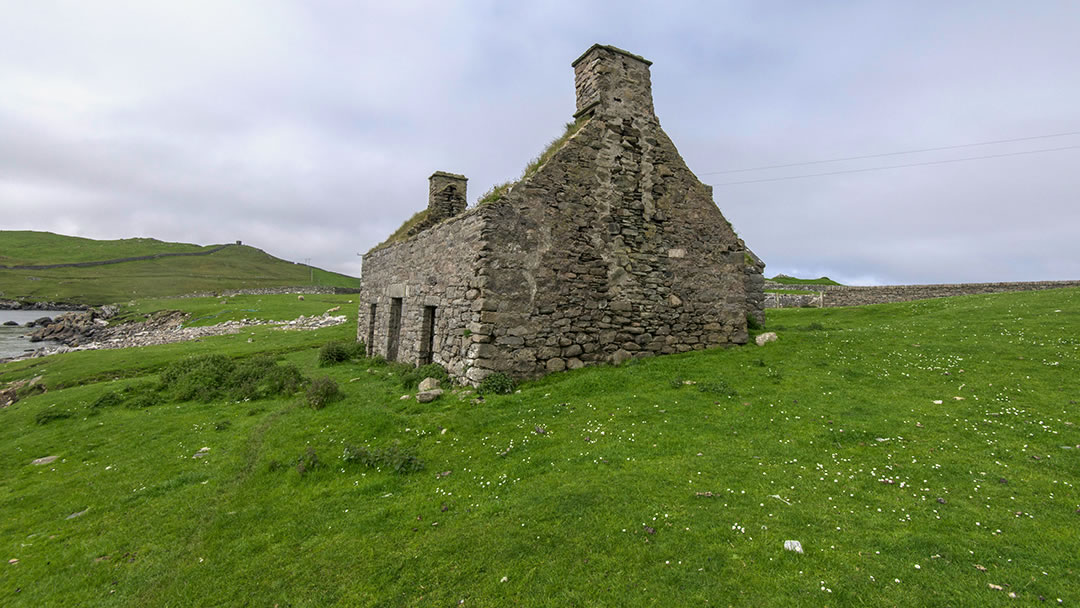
764,292,823,309
179,286,362,299
1,244,232,270
764,280,1080,308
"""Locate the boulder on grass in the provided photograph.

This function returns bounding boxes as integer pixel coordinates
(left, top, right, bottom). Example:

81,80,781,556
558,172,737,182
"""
417,389,443,403
755,332,778,346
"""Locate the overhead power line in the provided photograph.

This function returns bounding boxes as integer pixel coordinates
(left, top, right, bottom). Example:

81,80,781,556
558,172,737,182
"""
709,145,1080,187
701,130,1080,176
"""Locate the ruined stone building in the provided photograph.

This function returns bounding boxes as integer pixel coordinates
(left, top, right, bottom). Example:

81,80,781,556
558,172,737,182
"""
358,44,765,384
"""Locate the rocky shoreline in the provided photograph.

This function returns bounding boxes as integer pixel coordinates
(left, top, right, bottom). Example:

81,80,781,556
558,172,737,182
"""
0,299,87,311
1,307,348,363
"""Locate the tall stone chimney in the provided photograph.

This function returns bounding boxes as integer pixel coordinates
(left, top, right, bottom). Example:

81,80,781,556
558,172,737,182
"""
428,171,468,221
571,44,654,119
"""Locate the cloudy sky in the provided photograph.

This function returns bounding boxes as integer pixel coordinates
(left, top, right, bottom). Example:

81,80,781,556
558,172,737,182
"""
2,1,1077,285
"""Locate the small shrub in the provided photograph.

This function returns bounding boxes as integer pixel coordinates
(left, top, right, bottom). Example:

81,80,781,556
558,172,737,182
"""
159,354,236,402
90,391,123,409
746,313,763,331
35,408,73,425
124,394,160,409
698,380,738,397
306,376,342,410
231,357,305,400
342,441,424,474
158,354,305,403
318,341,362,366
401,363,450,389
477,372,516,396
295,447,319,477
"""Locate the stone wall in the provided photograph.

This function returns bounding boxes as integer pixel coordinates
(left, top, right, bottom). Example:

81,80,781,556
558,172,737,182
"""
358,212,487,379
0,244,233,271
178,286,362,299
764,280,1080,308
743,250,766,325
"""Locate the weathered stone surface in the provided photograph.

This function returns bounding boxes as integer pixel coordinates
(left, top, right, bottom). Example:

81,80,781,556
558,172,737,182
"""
755,332,778,346
546,358,567,372
357,44,763,385
417,389,443,403
418,377,441,392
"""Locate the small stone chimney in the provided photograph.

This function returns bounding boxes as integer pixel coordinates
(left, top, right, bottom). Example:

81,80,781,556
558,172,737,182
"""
428,171,468,221
571,44,654,119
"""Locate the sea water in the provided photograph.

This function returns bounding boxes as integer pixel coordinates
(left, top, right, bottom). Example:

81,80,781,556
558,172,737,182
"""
0,310,68,360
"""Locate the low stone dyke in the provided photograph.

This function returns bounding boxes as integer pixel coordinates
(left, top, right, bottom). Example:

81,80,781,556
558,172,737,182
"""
764,279,1080,308
177,286,362,298
0,244,232,270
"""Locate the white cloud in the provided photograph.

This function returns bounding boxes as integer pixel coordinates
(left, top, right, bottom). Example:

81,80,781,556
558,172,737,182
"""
2,1,1078,284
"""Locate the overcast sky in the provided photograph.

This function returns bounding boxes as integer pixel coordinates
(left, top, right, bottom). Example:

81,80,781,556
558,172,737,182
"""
2,1,1077,285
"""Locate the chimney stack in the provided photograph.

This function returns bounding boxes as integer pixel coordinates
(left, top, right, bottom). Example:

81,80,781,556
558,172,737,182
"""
428,171,468,221
571,44,654,119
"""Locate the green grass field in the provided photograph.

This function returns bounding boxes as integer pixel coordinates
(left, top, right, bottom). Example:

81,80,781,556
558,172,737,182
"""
0,231,360,305
2,289,1078,606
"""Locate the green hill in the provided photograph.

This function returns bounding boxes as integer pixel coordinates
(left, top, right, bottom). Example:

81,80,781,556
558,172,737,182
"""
768,274,843,286
0,231,360,305
1,288,1077,606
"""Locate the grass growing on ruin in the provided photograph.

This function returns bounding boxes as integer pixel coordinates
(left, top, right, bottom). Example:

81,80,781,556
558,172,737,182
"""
2,289,1079,606
374,208,432,249
0,231,360,305
478,117,590,205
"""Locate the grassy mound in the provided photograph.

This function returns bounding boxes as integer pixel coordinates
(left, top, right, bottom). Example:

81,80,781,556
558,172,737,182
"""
0,231,360,305
1,288,1078,606
768,275,843,286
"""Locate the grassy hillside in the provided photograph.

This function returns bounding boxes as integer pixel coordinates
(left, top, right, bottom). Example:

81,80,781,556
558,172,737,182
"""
768,275,843,286
1,289,1078,606
0,231,360,305
0,231,210,266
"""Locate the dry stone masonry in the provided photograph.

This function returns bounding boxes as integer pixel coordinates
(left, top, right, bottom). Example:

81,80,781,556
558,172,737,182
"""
358,44,764,384
764,279,1080,308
